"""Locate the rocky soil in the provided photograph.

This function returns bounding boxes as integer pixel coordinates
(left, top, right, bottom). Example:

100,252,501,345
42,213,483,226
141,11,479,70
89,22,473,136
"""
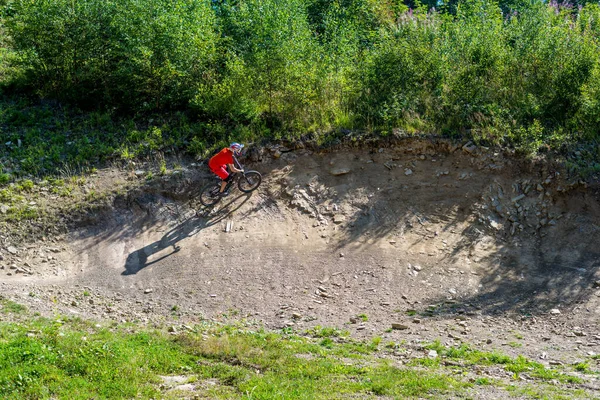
1,138,600,398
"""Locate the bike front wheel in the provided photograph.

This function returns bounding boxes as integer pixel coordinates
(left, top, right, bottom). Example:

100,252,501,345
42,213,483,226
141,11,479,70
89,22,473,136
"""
199,182,222,207
238,171,262,193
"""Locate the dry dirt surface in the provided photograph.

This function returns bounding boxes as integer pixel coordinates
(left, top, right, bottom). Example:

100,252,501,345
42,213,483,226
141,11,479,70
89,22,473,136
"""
2,139,600,397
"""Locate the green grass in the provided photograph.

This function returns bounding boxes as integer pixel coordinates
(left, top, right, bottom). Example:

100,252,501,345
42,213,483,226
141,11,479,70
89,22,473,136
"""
424,341,581,384
0,96,231,179
574,362,589,373
304,325,349,339
506,384,593,400
1,299,28,314
0,315,468,400
0,300,594,400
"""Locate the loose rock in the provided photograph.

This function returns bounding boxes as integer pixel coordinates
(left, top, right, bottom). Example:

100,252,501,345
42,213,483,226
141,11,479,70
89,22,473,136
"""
330,167,351,176
333,215,346,224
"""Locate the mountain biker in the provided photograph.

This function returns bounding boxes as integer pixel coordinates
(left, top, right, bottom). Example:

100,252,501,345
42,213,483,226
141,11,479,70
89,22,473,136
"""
208,142,245,196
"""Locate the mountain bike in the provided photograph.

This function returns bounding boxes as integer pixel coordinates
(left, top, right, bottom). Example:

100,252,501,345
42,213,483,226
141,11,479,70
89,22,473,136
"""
198,157,262,207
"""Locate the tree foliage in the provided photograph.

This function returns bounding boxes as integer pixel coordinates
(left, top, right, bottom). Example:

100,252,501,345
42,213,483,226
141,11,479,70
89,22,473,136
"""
2,0,600,151
4,0,217,110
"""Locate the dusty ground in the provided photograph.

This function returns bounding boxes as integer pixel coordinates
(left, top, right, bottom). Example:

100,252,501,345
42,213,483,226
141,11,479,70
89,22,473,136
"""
1,138,600,398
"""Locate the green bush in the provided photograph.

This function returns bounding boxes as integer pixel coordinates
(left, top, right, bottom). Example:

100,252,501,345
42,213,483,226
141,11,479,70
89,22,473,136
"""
209,0,321,134
0,172,10,185
1,0,600,165
4,0,218,111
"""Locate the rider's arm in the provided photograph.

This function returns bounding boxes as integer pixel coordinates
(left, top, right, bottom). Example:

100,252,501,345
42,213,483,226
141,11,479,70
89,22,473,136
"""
228,163,243,173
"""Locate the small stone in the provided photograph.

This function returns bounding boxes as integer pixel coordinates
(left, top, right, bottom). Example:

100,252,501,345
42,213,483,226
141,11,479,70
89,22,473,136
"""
448,288,457,295
593,280,600,288
7,246,18,255
549,309,561,315
540,352,548,359
144,288,153,294
0,205,8,214
273,150,282,159
549,360,562,366
462,142,476,153
330,167,351,176
486,339,493,344
413,318,421,324
413,265,422,272
135,170,145,177
428,350,438,358
391,323,409,330
404,169,413,176
339,253,344,258
333,214,346,224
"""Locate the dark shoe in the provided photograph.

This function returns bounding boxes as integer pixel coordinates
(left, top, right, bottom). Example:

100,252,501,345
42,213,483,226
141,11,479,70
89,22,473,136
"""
219,190,230,197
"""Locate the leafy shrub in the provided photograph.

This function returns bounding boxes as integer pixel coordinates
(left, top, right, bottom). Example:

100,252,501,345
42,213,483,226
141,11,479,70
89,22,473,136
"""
1,0,600,163
5,0,218,111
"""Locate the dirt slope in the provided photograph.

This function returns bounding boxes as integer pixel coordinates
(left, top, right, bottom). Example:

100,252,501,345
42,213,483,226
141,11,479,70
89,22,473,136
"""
1,139,600,396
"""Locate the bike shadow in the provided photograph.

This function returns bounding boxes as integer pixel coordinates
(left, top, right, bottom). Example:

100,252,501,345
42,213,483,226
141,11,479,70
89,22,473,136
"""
122,192,251,275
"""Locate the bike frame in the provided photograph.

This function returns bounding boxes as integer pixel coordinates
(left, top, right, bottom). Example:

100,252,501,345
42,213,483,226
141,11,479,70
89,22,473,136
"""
221,155,245,191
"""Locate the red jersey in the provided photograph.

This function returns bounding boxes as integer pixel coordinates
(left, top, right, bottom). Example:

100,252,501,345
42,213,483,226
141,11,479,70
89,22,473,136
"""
209,148,234,169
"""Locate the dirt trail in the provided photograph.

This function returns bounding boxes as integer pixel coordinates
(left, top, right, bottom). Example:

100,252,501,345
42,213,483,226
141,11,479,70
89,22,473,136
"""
2,140,600,394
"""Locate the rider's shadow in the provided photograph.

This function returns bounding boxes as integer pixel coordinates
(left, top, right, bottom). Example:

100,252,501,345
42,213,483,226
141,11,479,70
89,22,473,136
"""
122,193,251,275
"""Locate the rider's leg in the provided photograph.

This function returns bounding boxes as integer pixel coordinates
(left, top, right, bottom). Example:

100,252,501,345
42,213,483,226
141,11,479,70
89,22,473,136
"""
214,166,229,193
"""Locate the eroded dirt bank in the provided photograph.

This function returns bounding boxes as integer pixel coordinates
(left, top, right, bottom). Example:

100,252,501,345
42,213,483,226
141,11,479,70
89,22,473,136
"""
1,139,600,396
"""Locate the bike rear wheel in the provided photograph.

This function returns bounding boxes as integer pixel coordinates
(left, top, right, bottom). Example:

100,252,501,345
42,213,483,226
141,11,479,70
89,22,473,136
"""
238,171,262,193
199,182,222,207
